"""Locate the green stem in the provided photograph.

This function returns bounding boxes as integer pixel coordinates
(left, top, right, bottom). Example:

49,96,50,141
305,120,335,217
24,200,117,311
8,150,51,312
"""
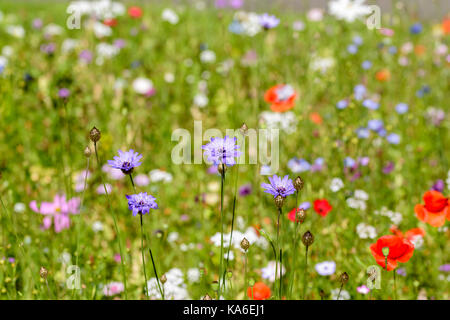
149,249,164,300
277,207,282,300
302,245,309,300
218,164,225,297
94,142,128,299
289,191,300,299
337,283,343,300
140,214,149,299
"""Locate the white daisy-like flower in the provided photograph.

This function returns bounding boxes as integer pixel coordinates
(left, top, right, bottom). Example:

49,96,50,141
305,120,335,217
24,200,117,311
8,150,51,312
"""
356,223,377,239
200,50,216,63
187,268,201,283
6,25,25,38
330,178,344,192
13,203,26,213
315,261,336,276
193,93,209,107
149,169,173,183
162,8,179,24
167,232,179,243
331,288,351,300
132,77,153,95
44,23,64,36
92,21,112,38
328,0,372,23
164,72,175,83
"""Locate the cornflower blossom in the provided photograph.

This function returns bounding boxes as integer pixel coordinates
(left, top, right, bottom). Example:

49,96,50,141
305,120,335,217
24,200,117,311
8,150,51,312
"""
202,136,241,167
261,175,295,198
30,195,80,233
125,192,158,216
108,149,143,174
259,13,280,29
315,261,336,276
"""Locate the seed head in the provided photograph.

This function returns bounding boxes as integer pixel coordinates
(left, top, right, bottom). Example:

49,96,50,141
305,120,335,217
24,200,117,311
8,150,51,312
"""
84,146,91,158
39,266,48,279
160,274,167,284
302,230,314,247
339,272,349,285
293,176,304,191
275,195,284,209
297,208,306,223
240,123,249,136
89,126,101,143
240,237,250,251
319,289,326,298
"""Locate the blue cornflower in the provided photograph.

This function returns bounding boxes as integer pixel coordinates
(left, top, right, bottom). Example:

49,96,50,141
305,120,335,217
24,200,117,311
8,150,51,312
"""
410,23,422,34
126,192,158,216
395,103,409,114
356,127,370,139
108,149,143,174
386,133,401,144
261,175,295,198
259,13,280,29
367,119,384,132
362,60,372,70
352,36,363,46
354,84,366,101
362,99,379,110
347,44,358,54
344,157,356,167
388,46,397,54
287,158,311,173
336,99,348,109
228,20,244,34
202,135,241,167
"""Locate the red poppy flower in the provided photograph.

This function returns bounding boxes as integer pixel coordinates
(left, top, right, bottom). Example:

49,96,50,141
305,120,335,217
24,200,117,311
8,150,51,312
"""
264,84,297,112
103,18,117,27
309,112,322,125
375,69,391,82
370,235,414,271
443,18,450,35
247,282,271,300
128,6,143,19
414,190,449,227
313,199,332,217
390,225,426,243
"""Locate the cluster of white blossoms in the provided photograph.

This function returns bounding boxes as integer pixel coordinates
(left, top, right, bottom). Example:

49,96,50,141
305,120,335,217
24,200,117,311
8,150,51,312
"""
95,42,120,65
147,268,190,300
346,189,369,210
374,207,403,225
259,111,298,134
132,77,154,95
67,0,126,20
331,288,351,300
328,0,372,23
149,169,173,183
231,11,262,36
310,55,336,74
330,177,344,192
356,222,377,239
161,8,179,25
210,225,268,255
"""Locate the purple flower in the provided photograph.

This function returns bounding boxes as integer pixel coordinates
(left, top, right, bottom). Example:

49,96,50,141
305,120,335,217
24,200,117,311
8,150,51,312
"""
396,268,407,276
40,43,56,55
315,261,336,276
261,175,295,198
58,88,70,99
362,60,372,69
410,23,422,34
354,84,366,101
287,158,311,172
114,39,126,49
431,179,445,193
439,264,450,272
32,18,43,30
344,157,356,168
239,183,252,196
299,201,311,210
347,44,358,54
386,133,400,145
362,99,379,110
395,103,408,114
126,192,158,216
353,36,363,46
259,13,280,29
311,158,324,172
336,99,348,109
8,257,16,264
202,136,241,167
79,50,93,64
368,119,384,132
382,161,395,174
358,157,370,166
356,127,370,139
107,149,143,174
134,174,150,186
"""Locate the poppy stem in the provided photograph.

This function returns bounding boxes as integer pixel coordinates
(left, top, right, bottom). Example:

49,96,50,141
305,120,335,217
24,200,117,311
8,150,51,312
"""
94,142,128,299
393,269,397,300
277,207,283,299
244,251,248,300
289,191,300,299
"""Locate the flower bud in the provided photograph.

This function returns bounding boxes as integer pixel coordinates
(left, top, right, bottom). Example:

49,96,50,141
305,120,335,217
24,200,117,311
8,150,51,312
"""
203,293,212,300
240,237,250,251
339,272,349,285
84,146,91,158
218,163,227,175
160,274,167,284
275,195,284,209
382,247,389,257
302,230,314,247
39,266,48,279
89,126,101,143
297,208,306,223
293,176,304,191
240,123,249,136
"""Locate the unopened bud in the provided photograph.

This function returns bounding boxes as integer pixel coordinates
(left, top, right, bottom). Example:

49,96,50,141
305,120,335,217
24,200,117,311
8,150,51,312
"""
203,293,212,300
293,176,304,191
160,274,167,284
211,281,219,292
39,266,48,279
302,230,314,247
297,209,306,223
84,146,91,158
275,195,284,209
240,237,250,251
339,272,349,285
382,247,389,257
89,126,101,143
240,123,249,136
218,163,227,175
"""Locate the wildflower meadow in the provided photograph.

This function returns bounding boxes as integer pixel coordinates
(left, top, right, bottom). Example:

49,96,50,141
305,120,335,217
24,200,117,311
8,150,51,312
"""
0,0,449,302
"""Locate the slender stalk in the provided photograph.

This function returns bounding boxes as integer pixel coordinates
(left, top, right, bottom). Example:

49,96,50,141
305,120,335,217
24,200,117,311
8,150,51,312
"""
337,283,343,300
302,245,309,299
277,207,282,299
149,249,164,299
218,164,225,297
243,251,248,300
93,142,128,299
139,214,149,299
289,191,300,299
393,270,397,300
